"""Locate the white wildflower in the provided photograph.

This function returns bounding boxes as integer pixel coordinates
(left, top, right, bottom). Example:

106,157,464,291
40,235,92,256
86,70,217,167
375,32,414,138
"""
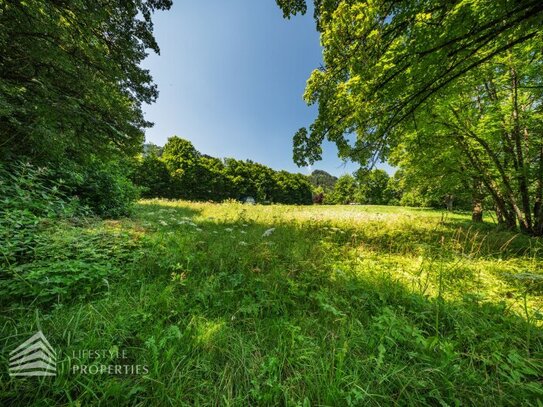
239,241,248,246
240,230,247,234
225,228,233,232
262,228,275,237
159,220,168,226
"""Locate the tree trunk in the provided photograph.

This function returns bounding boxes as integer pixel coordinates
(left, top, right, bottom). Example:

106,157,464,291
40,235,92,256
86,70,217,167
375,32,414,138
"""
471,180,484,223
533,145,543,236
472,201,483,222
445,194,453,211
496,204,505,225
510,66,533,233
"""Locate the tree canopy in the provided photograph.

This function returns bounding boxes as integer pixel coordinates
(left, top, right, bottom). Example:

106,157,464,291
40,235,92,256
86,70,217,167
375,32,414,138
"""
282,0,543,166
0,0,172,163
134,137,313,205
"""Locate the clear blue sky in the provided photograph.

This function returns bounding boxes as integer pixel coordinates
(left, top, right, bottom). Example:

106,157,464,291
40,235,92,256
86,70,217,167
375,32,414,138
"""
142,1,389,177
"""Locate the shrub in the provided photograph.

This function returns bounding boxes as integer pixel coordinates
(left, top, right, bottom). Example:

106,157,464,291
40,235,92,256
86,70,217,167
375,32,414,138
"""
75,159,139,218
0,161,81,266
0,160,139,305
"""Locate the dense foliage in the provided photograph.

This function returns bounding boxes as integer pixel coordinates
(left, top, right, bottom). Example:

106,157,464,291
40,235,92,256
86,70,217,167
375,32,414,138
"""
134,137,313,205
0,0,170,219
0,162,139,304
0,0,171,163
307,168,406,207
308,169,337,193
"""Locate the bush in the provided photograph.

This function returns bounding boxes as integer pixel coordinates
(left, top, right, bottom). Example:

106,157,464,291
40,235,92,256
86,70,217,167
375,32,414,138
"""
0,162,81,266
75,159,139,218
1,223,139,304
0,160,139,305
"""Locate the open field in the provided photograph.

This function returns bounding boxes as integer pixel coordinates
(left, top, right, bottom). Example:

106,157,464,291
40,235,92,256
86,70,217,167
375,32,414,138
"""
2,201,543,406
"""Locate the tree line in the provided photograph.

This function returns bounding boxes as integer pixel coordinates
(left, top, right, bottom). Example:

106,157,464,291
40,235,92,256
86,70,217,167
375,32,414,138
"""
134,137,313,204
308,168,475,210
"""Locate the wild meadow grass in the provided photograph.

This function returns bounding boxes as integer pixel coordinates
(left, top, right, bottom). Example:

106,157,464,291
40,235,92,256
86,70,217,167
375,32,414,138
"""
1,200,542,405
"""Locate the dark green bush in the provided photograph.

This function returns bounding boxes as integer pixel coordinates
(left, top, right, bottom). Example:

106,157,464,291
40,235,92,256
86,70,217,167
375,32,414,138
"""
75,159,139,218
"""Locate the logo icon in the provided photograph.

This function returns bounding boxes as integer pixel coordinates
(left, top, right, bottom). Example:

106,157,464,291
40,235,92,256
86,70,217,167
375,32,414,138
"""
9,331,56,377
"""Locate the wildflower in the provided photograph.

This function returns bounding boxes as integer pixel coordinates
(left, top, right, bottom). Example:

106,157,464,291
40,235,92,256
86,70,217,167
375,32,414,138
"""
239,241,248,246
159,220,168,226
240,230,247,234
195,228,202,232
225,228,233,232
262,228,275,237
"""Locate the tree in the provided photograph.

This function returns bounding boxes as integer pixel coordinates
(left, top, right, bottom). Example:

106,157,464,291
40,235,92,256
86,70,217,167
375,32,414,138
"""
281,1,543,167
308,169,338,192
195,155,229,201
384,171,403,206
389,127,483,216
223,158,260,200
133,151,172,199
401,49,543,233
355,169,390,205
162,137,201,199
0,0,172,164
143,143,164,158
272,171,313,205
330,174,357,204
281,1,543,233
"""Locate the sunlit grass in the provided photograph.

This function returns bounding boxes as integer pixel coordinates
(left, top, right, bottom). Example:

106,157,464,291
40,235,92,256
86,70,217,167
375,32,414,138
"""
1,200,542,405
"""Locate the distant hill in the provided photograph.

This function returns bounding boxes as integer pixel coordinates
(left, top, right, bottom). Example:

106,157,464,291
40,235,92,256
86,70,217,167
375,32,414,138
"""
308,170,337,192
143,143,163,157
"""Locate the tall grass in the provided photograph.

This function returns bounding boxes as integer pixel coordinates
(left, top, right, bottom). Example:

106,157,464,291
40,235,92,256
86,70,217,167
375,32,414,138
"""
1,200,542,405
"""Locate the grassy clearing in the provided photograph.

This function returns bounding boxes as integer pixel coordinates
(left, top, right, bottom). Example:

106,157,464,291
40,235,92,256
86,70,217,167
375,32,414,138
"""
1,200,543,406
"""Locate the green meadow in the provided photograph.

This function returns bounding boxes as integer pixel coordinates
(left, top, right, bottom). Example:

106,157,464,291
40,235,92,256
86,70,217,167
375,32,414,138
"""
2,201,542,406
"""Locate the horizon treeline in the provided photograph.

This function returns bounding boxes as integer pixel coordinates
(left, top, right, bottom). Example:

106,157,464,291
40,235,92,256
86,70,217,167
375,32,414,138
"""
134,137,313,205
135,138,475,212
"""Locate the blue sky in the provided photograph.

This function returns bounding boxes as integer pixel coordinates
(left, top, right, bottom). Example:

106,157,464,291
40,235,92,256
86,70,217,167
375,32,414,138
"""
142,1,380,177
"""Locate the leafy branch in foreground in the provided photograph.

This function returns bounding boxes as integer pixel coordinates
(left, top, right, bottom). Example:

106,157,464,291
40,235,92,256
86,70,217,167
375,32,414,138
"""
282,0,543,159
